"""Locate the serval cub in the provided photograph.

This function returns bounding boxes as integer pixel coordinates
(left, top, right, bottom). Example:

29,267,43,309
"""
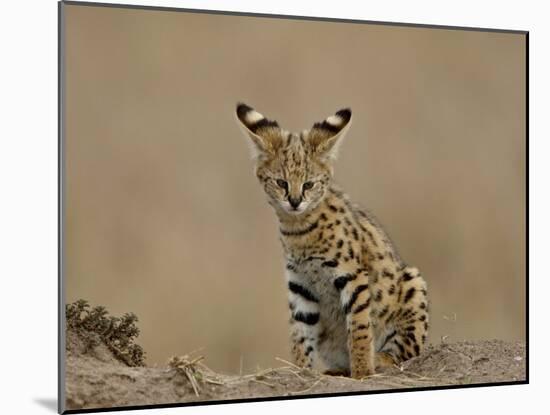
235,103,429,378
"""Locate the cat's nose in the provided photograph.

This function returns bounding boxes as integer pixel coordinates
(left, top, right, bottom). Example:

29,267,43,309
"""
289,196,302,209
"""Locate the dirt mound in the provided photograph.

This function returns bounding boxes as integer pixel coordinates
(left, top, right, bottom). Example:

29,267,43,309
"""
64,302,526,411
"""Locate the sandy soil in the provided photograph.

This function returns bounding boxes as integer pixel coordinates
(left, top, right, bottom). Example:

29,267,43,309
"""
65,326,526,411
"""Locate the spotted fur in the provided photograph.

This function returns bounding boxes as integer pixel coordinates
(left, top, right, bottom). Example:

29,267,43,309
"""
235,103,429,378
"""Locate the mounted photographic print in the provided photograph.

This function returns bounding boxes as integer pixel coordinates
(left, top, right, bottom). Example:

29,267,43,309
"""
58,1,528,413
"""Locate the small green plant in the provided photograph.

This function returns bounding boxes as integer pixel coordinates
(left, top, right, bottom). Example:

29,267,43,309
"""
66,299,145,367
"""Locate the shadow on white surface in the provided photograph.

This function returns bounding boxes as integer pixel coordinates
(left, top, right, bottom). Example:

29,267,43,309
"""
34,398,57,413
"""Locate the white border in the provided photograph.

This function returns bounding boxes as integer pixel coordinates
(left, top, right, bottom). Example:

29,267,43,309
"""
1,1,542,414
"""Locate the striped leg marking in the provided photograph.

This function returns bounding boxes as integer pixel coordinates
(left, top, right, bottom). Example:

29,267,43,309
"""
287,276,320,369
378,267,429,363
334,269,375,378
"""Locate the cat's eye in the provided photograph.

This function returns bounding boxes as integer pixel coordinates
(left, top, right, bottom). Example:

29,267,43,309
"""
302,181,314,190
276,179,288,189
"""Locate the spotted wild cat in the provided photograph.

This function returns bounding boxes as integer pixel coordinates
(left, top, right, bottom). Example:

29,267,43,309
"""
235,103,429,378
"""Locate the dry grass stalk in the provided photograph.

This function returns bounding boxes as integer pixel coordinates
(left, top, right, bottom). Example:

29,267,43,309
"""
291,378,324,395
275,357,302,370
168,354,208,397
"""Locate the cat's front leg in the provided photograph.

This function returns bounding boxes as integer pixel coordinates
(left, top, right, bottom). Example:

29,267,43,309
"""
286,270,321,370
333,267,375,378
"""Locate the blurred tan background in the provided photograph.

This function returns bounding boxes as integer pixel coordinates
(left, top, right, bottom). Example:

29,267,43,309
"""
64,4,526,373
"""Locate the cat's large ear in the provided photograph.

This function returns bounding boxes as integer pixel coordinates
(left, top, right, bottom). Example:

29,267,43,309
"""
235,103,282,159
308,108,352,161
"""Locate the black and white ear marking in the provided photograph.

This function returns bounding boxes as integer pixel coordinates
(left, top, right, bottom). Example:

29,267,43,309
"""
312,109,352,134
235,102,282,158
236,103,280,134
309,108,352,161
